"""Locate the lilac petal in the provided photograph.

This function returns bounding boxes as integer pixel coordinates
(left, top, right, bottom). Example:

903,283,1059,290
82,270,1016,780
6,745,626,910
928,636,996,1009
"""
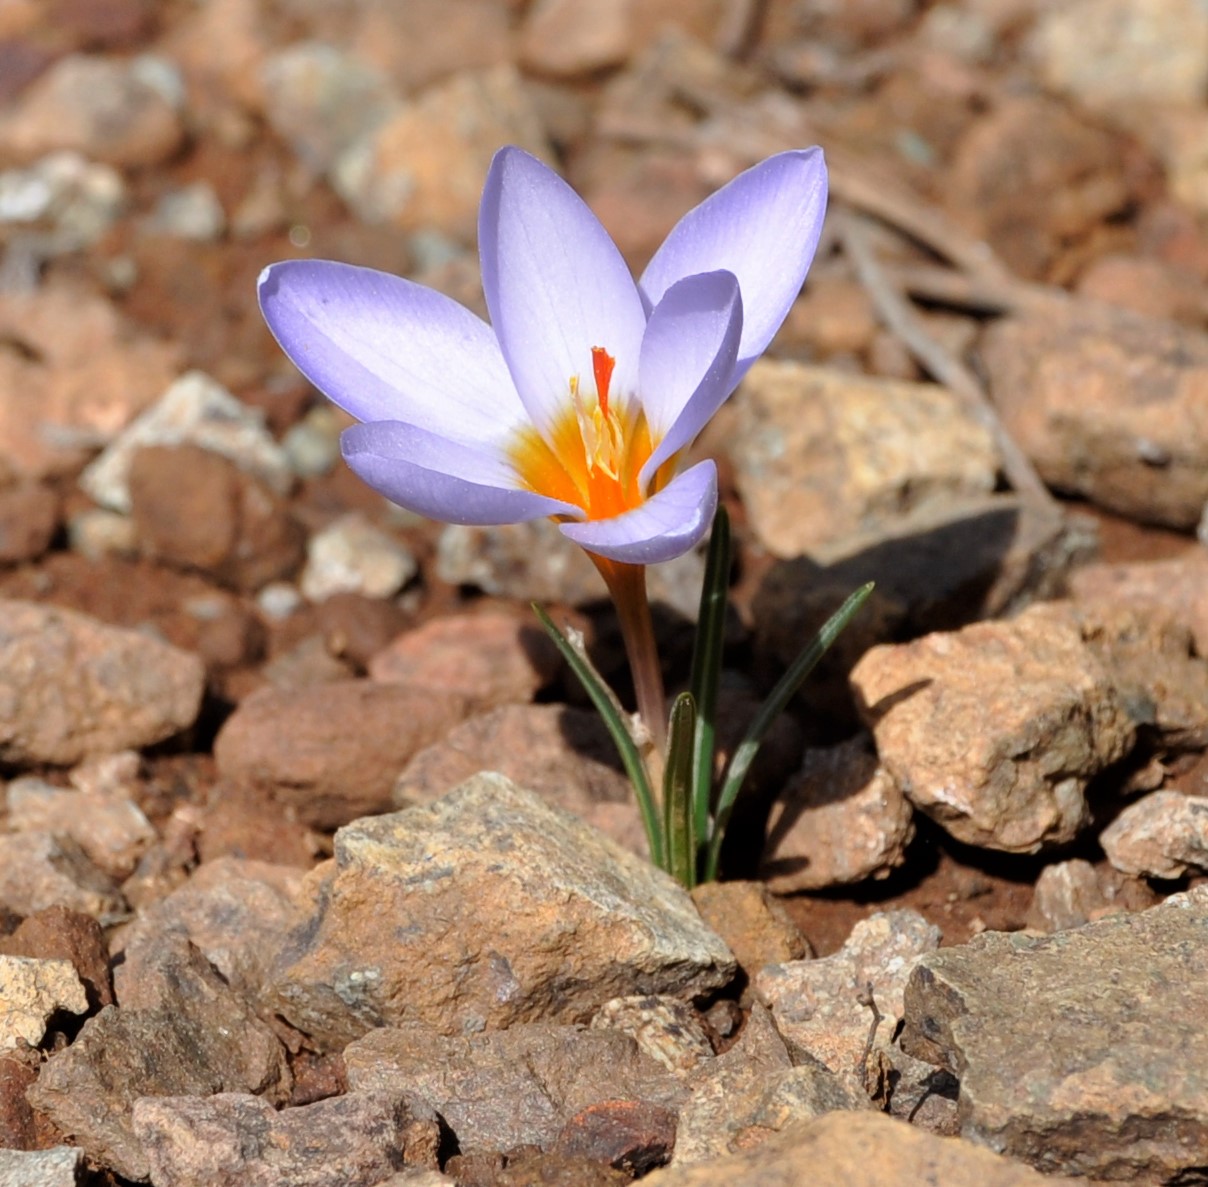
341,421,578,526
479,147,647,440
637,270,742,486
639,149,827,385
559,460,717,564
259,260,524,442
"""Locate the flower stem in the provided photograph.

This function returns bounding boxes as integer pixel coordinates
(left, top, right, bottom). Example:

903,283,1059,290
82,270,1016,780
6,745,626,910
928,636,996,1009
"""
593,558,668,763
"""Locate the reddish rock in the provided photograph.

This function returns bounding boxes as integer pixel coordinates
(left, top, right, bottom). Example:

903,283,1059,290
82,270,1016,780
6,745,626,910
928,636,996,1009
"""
0,481,57,564
556,1099,677,1174
129,443,305,592
369,611,561,711
0,907,113,1010
214,679,467,829
520,0,633,79
689,882,810,983
0,1051,39,1149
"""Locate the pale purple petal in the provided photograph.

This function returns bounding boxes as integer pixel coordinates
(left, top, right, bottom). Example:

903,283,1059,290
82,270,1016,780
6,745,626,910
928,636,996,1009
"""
639,149,827,385
341,421,578,525
559,460,717,564
479,147,647,440
259,260,524,442
637,271,742,486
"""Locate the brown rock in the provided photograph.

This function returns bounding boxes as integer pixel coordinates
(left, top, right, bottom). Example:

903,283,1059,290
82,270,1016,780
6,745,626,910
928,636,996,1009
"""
113,857,308,1015
639,1110,1072,1186
393,703,644,855
214,679,467,830
722,360,999,560
128,443,305,591
27,938,291,1181
689,882,809,982
195,779,319,867
761,737,915,892
947,95,1130,279
981,302,1208,528
266,775,735,1049
5,777,155,880
369,611,561,711
851,604,1136,853
0,481,57,564
0,906,113,1009
900,885,1208,1184
1075,252,1208,325
0,52,185,168
1100,790,1208,879
0,1052,39,1149
0,282,181,479
343,1021,684,1154
1025,859,1110,933
133,1090,441,1187
0,598,205,766
332,65,551,240
1067,551,1208,663
520,0,633,78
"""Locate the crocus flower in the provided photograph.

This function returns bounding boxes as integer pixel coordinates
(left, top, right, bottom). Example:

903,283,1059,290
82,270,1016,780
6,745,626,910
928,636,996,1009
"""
258,146,827,566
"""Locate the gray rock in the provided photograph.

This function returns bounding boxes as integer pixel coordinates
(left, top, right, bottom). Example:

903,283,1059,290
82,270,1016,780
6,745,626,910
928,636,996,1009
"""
761,736,915,892
260,41,400,176
0,151,125,252
79,371,292,514
0,54,185,169
133,1090,441,1187
639,1110,1070,1186
301,512,417,602
721,360,999,560
146,181,226,241
592,996,715,1076
267,774,735,1049
343,1020,683,1153
0,956,87,1051
27,938,291,1182
393,703,645,856
756,910,941,1085
900,885,1208,1183
0,599,205,765
850,603,1136,853
0,1146,83,1187
1100,790,1208,879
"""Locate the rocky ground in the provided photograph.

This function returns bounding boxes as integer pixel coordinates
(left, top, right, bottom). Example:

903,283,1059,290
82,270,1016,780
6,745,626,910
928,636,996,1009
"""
2,0,1208,1184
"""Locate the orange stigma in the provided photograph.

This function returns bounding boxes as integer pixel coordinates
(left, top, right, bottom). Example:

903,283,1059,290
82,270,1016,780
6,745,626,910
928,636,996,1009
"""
591,346,615,416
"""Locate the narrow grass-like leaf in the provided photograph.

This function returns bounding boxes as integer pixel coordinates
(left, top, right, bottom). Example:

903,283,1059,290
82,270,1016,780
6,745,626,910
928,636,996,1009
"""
663,691,697,888
533,603,665,869
687,506,730,866
702,581,875,882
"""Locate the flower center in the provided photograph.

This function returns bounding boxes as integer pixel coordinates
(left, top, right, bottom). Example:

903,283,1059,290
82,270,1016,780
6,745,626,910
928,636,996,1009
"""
509,346,654,520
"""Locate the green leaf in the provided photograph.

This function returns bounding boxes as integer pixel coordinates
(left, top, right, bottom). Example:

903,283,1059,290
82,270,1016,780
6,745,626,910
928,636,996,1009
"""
687,505,730,866
702,581,876,882
532,603,665,869
663,691,697,889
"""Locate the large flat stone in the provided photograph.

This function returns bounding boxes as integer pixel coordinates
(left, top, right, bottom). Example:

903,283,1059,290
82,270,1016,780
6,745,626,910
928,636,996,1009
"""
901,885,1208,1183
